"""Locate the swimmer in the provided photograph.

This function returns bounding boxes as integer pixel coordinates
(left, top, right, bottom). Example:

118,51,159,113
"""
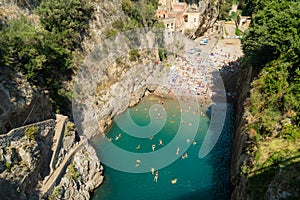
184,152,188,158
171,179,177,184
151,167,155,174
136,159,141,167
154,171,159,182
149,136,154,140
181,152,188,159
193,140,197,145
115,134,121,140
159,139,163,145
186,139,190,144
115,133,122,140
136,144,141,150
189,122,192,126
176,147,180,155
108,137,113,142
152,144,156,151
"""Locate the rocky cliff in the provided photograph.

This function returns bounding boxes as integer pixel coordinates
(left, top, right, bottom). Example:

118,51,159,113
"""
0,68,53,134
48,145,104,200
230,63,300,199
0,120,55,200
231,64,254,200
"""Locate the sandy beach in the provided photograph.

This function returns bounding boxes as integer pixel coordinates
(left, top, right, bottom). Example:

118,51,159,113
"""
155,22,243,105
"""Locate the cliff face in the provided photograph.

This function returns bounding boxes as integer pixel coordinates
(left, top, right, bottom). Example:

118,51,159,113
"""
0,120,56,200
230,64,254,200
48,145,104,200
0,68,53,134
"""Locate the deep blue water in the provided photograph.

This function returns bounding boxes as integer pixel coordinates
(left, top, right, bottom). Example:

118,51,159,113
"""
91,95,233,200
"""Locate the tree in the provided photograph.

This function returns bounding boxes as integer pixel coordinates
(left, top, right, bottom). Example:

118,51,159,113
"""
36,0,94,50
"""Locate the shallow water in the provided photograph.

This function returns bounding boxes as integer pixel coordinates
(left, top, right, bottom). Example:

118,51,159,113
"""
91,95,233,200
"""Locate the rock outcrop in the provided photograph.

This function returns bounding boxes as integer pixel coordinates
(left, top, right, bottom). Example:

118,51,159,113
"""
0,120,55,200
48,145,103,200
0,67,52,135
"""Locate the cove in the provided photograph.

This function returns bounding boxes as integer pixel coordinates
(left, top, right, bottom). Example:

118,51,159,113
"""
91,95,233,200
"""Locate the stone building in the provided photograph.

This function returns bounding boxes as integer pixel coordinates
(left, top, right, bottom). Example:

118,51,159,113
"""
156,0,204,33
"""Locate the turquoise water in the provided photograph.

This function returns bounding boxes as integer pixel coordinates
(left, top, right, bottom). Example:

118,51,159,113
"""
91,96,233,200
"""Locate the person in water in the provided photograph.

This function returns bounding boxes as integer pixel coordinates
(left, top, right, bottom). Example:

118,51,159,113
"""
136,160,141,167
181,152,188,159
151,167,155,174
154,171,159,182
176,147,180,155
136,144,141,150
159,139,163,145
115,133,122,140
171,179,177,184
152,144,156,151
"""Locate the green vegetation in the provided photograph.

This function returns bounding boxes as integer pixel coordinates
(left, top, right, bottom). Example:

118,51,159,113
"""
66,164,80,181
64,122,76,136
240,0,300,198
129,49,140,61
49,186,62,200
0,0,94,113
158,48,167,61
25,126,38,141
121,0,159,28
102,0,162,39
36,0,93,51
4,162,12,172
219,0,237,20
235,27,241,36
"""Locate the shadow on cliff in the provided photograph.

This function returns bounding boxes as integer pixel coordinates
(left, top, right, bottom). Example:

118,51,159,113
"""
246,156,300,199
0,178,21,200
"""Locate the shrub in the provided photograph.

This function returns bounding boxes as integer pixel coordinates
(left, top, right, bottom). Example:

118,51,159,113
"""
66,164,80,181
129,49,140,61
25,126,38,141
